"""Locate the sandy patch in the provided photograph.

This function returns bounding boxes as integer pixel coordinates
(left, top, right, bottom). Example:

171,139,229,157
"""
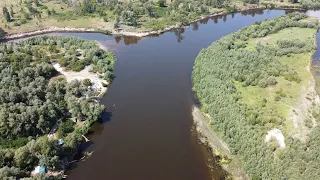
4,27,96,40
265,128,286,149
288,61,320,142
52,63,108,96
96,40,109,51
307,10,320,20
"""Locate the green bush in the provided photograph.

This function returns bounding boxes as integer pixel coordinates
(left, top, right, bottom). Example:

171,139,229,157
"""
157,0,165,7
0,27,5,38
83,78,92,87
58,58,68,67
57,119,75,138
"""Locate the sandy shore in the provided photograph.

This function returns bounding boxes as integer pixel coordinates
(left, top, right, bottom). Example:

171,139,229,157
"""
3,27,97,41
53,63,108,97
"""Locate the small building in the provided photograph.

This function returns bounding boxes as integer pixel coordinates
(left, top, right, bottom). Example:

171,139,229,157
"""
34,166,46,174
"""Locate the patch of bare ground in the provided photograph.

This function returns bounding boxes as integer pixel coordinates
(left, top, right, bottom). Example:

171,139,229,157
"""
52,63,109,97
192,106,248,180
265,129,286,149
288,65,320,142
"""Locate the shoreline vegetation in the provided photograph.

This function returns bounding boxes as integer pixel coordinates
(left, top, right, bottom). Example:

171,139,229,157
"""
192,106,248,180
0,36,115,179
0,0,318,41
0,7,307,41
192,12,320,179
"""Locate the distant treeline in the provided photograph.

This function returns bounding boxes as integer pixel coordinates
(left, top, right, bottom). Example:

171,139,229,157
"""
1,0,318,34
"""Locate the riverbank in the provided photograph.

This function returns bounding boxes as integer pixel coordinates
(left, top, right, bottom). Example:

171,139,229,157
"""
192,106,248,180
0,6,307,41
0,10,223,40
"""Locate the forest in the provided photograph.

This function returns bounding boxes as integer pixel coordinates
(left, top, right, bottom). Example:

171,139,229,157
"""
192,13,320,179
0,36,115,179
1,0,317,35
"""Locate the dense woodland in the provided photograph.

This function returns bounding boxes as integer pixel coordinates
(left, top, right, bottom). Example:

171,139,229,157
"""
192,13,320,179
300,0,320,9
1,0,319,34
0,36,115,179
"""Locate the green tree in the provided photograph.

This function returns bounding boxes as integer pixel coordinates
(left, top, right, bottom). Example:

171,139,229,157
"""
144,1,153,17
51,8,56,15
0,27,5,38
114,15,120,28
0,166,25,179
14,146,34,169
10,7,14,18
82,79,92,87
34,0,40,7
81,0,96,14
157,0,165,7
2,7,11,22
122,11,138,26
47,9,51,16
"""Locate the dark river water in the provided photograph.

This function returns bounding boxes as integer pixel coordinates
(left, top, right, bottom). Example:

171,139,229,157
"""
32,10,291,180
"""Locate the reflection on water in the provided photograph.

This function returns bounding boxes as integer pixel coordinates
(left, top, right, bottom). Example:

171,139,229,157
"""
307,10,320,19
312,31,320,78
174,28,185,43
114,35,142,45
240,9,264,16
192,22,199,31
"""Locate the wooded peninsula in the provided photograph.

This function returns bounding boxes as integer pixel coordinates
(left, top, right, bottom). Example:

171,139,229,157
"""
0,36,115,179
192,12,320,179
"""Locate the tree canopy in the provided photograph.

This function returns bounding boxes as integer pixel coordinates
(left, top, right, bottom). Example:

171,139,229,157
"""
0,36,115,179
192,13,320,179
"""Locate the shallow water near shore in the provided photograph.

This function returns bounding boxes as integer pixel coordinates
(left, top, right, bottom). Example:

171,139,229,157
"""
8,10,294,180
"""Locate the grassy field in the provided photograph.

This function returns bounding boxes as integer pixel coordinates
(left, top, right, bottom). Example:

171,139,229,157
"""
236,25,317,138
0,0,305,34
0,0,111,33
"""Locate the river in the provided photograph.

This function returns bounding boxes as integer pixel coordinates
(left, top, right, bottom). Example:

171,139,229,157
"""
10,10,296,180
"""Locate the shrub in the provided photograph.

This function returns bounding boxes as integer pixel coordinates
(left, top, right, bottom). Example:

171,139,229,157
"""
0,27,5,38
83,79,91,87
157,0,165,7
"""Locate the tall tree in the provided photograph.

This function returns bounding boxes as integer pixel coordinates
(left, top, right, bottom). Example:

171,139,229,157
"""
157,0,165,7
34,0,40,7
2,7,11,22
0,27,5,38
144,2,153,17
81,0,96,14
10,7,14,18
